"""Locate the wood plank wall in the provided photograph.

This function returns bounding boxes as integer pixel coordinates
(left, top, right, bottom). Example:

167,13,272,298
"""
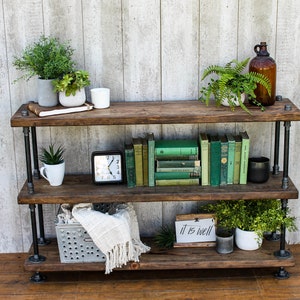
1,0,300,252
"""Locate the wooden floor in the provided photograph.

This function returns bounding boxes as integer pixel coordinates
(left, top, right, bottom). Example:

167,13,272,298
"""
1,245,300,299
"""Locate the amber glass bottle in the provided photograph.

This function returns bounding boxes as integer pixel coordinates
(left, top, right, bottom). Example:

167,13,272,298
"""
249,42,276,106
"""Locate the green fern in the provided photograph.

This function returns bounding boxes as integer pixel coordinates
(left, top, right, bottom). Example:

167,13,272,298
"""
199,57,271,114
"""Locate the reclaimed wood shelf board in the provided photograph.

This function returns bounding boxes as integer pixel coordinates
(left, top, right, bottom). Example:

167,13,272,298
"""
24,238,295,273
11,98,300,128
18,172,298,204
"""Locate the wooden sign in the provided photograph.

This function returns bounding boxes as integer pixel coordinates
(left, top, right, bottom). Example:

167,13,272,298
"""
175,214,216,247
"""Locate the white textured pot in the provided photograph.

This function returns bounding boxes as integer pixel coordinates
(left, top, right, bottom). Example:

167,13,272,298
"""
222,93,246,107
235,227,262,251
59,89,86,107
38,78,58,107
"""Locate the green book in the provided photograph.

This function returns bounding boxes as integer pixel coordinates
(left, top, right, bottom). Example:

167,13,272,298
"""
199,133,210,186
233,135,242,184
226,133,235,185
239,131,250,184
156,160,200,168
142,138,149,186
155,171,200,180
133,137,144,186
124,143,136,188
156,166,201,173
220,135,228,186
155,178,199,186
147,133,155,187
155,139,199,158
210,135,221,187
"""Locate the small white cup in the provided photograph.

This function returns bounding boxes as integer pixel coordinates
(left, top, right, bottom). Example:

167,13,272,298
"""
91,88,110,109
40,162,65,186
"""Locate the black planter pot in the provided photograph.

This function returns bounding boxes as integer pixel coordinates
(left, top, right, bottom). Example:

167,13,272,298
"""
247,156,270,183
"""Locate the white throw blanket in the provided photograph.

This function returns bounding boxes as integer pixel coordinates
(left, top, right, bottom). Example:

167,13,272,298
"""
72,203,150,274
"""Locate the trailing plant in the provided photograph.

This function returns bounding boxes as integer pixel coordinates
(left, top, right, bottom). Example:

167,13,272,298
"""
39,143,65,165
13,35,75,81
53,70,90,96
154,225,176,249
199,57,271,114
200,199,297,239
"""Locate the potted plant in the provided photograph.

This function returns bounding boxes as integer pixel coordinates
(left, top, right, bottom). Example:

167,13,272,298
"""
201,199,297,251
13,35,75,107
199,57,272,114
53,70,90,107
39,143,65,186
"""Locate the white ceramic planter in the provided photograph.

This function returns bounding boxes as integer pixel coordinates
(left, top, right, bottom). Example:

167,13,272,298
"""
59,89,86,107
235,227,262,251
40,162,65,186
222,93,246,107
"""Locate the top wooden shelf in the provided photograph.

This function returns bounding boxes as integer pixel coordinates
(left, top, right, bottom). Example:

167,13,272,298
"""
11,98,300,127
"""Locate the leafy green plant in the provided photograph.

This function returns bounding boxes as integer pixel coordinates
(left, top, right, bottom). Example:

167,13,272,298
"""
201,199,297,239
39,143,65,165
53,70,90,96
13,35,75,81
154,225,176,249
199,57,272,114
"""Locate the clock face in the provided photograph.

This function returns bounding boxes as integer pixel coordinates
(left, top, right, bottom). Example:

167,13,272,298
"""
92,151,123,184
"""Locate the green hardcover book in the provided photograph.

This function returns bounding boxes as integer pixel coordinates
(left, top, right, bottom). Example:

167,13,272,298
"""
220,135,228,186
155,171,200,180
210,135,221,187
233,135,242,184
239,131,250,184
155,139,199,158
156,166,201,173
199,133,210,186
156,160,200,168
124,143,136,188
142,138,149,186
226,133,235,184
155,178,199,186
133,137,144,186
147,133,155,187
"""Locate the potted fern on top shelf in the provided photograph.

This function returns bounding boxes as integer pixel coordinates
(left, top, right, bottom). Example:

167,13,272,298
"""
199,57,272,114
13,35,75,107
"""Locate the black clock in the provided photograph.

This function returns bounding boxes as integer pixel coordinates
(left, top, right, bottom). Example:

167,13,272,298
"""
91,151,123,184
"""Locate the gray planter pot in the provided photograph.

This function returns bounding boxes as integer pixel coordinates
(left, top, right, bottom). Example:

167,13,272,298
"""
38,79,58,107
216,228,234,254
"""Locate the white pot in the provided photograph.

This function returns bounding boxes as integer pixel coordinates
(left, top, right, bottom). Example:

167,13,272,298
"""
222,93,246,107
40,162,65,186
59,89,86,107
235,227,262,251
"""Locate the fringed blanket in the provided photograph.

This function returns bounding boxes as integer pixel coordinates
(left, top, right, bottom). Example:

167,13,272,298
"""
72,203,150,274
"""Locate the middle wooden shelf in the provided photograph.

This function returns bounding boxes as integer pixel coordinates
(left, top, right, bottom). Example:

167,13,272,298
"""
18,171,298,205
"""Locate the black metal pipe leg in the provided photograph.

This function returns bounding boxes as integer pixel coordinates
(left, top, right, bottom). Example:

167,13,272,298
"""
37,204,50,245
282,121,291,189
31,127,40,179
28,204,46,263
272,121,280,175
23,127,34,194
274,199,291,259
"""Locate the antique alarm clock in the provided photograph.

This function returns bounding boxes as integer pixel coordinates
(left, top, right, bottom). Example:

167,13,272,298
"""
91,151,123,184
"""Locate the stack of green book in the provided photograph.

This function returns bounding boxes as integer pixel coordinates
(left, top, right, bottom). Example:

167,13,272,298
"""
154,139,200,186
199,132,249,187
125,133,155,188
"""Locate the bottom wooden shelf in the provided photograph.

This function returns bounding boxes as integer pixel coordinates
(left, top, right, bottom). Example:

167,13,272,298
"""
24,238,295,273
